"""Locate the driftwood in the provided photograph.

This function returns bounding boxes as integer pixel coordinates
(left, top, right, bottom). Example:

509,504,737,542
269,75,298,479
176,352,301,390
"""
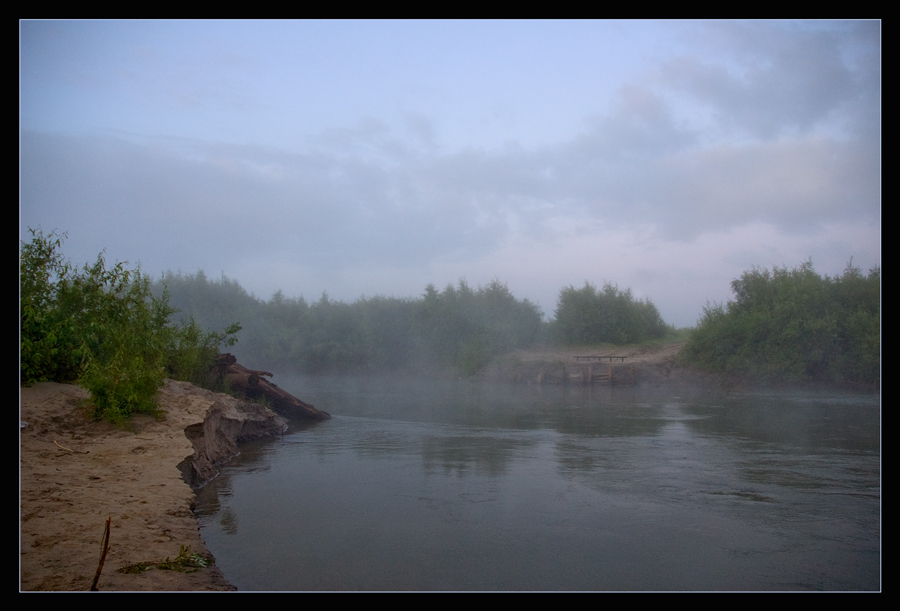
211,354,331,421
224,371,260,390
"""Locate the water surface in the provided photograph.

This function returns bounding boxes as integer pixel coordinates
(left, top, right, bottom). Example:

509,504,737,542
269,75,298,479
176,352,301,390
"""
195,376,880,591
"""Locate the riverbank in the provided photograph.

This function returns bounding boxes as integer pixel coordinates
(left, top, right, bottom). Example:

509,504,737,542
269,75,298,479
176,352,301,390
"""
483,341,880,393
19,379,286,591
482,341,716,386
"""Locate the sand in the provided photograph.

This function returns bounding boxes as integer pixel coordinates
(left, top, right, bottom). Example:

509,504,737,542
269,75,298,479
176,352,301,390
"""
19,380,238,591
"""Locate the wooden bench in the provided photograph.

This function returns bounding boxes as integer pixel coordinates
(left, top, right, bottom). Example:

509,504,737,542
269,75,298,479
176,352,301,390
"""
573,355,627,362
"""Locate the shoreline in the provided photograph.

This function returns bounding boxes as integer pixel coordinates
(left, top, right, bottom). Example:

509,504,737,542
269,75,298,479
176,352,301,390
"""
482,341,704,387
22,342,873,590
20,379,285,591
483,342,879,394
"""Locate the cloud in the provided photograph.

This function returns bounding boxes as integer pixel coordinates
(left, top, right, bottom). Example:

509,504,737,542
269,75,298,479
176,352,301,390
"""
661,21,877,139
21,78,877,268
20,21,879,328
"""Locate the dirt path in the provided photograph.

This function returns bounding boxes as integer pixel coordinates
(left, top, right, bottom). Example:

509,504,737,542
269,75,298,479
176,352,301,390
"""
19,381,235,591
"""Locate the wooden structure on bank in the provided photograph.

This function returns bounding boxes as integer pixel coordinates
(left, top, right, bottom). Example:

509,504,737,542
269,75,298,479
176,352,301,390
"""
210,353,331,420
536,362,636,386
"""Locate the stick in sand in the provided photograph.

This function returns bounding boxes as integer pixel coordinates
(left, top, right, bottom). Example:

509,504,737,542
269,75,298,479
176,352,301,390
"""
90,516,112,591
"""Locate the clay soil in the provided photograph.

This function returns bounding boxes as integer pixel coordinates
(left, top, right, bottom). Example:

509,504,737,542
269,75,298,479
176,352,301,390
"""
19,381,236,591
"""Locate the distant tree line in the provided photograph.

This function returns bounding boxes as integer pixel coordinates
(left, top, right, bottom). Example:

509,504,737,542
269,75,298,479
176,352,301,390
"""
21,228,879,396
20,228,675,402
153,272,546,375
152,272,674,375
679,260,880,389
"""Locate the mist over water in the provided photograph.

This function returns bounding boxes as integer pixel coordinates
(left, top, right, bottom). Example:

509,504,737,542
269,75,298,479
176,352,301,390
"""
195,376,880,591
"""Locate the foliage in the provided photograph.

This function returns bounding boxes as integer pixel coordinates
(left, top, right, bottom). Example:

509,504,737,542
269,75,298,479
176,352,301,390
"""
679,260,880,388
554,281,667,345
20,229,241,423
20,229,79,384
72,258,174,424
154,274,545,376
165,317,241,387
118,545,211,574
416,280,544,373
155,270,266,366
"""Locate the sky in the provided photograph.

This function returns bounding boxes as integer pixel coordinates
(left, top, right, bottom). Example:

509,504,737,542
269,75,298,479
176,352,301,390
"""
19,20,881,327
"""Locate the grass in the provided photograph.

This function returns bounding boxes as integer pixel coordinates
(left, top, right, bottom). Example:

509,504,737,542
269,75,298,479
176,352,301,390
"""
117,545,212,574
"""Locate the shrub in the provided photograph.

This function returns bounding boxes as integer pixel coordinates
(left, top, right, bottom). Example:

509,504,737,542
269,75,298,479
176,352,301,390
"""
679,260,880,388
20,229,241,423
166,316,241,387
20,229,80,384
71,256,174,422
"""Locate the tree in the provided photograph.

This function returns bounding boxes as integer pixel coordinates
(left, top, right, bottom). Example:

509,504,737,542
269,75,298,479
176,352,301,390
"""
554,281,666,345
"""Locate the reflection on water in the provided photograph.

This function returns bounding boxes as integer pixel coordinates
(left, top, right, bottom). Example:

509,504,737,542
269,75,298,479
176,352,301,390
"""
195,376,880,591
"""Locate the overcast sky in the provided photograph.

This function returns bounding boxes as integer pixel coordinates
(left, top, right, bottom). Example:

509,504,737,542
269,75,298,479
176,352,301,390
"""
20,20,880,327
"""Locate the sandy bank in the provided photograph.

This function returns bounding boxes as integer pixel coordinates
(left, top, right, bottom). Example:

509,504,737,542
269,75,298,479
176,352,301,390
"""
20,379,287,591
483,341,716,386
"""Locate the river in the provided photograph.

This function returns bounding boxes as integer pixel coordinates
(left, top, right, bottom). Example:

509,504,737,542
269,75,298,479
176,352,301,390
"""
194,375,880,591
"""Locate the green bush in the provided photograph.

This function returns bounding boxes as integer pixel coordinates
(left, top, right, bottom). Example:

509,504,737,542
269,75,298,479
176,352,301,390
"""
72,256,174,423
20,229,81,384
679,260,880,388
165,316,241,387
20,229,241,423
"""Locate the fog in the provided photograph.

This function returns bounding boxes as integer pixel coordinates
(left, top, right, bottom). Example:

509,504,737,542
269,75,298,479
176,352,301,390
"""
20,20,880,328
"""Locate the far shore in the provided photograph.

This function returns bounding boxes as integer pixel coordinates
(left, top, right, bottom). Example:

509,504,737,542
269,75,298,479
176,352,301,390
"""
482,341,703,386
